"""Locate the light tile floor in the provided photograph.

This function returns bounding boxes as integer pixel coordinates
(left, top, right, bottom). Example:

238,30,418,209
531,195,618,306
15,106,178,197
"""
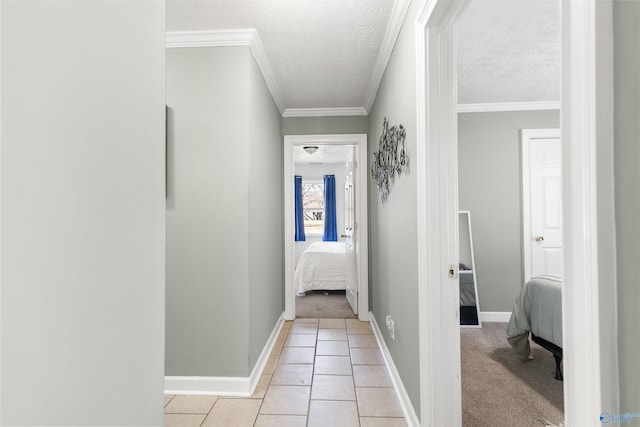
165,318,407,427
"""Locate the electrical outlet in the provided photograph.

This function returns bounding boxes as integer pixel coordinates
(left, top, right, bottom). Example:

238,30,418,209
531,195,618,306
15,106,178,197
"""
386,315,395,340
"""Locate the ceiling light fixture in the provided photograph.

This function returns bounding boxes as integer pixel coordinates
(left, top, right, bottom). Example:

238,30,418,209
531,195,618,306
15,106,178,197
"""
303,146,319,154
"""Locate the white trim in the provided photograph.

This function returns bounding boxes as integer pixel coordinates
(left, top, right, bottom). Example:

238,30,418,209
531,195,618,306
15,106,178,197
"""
363,0,411,113
246,32,284,115
165,0,412,118
416,0,470,425
0,0,3,421
369,312,420,427
164,313,284,396
283,134,369,322
479,312,511,323
164,376,251,397
456,101,560,113
415,0,618,425
562,1,619,425
166,29,285,115
284,137,294,320
166,29,255,48
282,107,367,118
521,128,561,283
248,313,285,394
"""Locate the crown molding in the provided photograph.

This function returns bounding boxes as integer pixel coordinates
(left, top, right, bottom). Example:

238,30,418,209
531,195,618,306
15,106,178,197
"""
363,0,412,114
456,100,560,113
166,29,255,48
282,107,368,118
166,29,285,115
166,0,413,117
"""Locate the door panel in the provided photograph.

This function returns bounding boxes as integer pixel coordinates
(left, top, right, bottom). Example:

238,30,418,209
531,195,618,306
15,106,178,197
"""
524,132,562,280
543,248,563,276
344,149,357,314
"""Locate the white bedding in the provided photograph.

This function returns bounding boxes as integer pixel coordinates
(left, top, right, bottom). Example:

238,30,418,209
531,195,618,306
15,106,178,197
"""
295,242,346,294
506,275,563,359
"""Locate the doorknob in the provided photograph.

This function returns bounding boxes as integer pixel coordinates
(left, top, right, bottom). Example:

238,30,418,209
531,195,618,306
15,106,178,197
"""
535,236,545,242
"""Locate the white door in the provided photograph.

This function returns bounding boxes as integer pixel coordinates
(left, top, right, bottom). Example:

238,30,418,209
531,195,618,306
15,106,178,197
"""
344,149,357,314
523,129,562,281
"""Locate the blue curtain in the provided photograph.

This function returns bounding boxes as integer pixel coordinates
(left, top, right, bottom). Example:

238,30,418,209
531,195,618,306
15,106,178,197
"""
323,175,338,241
294,175,306,241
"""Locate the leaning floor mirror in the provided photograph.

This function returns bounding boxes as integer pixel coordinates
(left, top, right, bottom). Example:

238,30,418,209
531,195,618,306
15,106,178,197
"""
459,211,482,328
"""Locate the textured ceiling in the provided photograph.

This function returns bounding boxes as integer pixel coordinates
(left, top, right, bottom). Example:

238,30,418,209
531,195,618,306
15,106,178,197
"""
166,0,395,110
166,0,561,111
294,145,353,165
457,0,560,104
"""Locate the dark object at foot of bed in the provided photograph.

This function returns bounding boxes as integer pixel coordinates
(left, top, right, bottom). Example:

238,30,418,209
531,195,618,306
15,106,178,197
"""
531,333,563,381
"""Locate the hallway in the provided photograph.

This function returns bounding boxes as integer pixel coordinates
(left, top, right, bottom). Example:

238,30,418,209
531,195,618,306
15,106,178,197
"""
164,318,407,426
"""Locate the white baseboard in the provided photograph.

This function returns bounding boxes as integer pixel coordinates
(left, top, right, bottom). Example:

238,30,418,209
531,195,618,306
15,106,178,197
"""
479,311,511,323
164,376,252,397
165,312,284,396
369,312,420,427
248,313,285,393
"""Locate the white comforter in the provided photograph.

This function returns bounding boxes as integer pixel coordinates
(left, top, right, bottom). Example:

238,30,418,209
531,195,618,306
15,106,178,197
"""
295,242,346,294
506,275,563,359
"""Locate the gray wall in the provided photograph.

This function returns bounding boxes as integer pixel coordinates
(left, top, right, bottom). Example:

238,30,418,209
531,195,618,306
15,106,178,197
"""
1,1,166,425
248,55,285,369
367,0,423,415
166,46,283,378
282,116,369,135
613,0,640,419
166,47,250,377
457,110,560,312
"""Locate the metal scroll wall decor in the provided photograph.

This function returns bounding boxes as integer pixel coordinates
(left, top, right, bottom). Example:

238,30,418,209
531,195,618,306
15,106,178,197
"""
371,117,408,203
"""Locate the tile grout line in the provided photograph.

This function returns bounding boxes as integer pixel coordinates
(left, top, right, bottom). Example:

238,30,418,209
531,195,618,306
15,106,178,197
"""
350,343,363,427
200,394,221,427
165,319,405,427
306,323,317,427
252,353,273,427
253,321,287,426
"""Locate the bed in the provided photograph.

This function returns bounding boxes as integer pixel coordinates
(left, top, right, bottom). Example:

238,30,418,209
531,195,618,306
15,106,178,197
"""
295,241,346,294
506,275,563,380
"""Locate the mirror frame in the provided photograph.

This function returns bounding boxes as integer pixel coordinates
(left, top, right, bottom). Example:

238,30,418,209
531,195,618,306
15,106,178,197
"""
459,210,482,328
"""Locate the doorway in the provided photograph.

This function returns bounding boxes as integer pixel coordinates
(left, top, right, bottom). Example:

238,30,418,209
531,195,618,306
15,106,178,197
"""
283,134,369,322
416,0,617,425
458,117,564,423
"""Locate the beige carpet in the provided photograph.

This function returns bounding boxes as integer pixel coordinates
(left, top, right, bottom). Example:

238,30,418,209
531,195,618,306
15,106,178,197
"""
462,322,564,427
295,291,357,318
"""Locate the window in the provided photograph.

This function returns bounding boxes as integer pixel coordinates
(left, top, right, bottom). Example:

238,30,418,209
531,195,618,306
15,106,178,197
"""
302,181,324,235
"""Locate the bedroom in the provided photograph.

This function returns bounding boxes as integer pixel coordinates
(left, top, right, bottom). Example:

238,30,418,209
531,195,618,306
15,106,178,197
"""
456,1,565,425
292,144,357,318
457,110,564,425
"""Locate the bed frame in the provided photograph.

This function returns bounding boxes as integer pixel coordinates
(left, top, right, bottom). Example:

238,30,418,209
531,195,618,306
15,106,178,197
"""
531,333,563,381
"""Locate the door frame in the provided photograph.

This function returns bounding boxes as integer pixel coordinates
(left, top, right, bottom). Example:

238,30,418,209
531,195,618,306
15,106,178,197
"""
416,0,618,425
415,1,469,424
283,134,369,321
560,0,619,420
521,128,561,283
